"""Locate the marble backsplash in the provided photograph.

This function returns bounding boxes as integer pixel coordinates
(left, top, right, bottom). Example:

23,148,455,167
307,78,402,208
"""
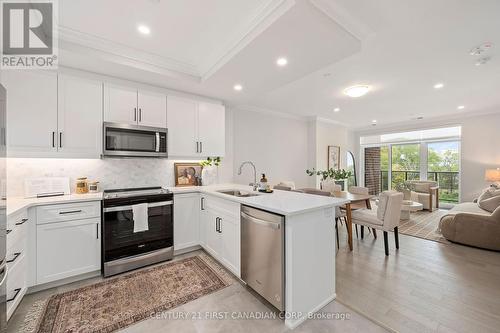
7,158,233,197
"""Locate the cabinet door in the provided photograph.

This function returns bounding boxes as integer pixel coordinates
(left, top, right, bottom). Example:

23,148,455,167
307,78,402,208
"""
198,102,225,156
219,215,240,276
173,193,200,251
37,218,100,284
138,90,166,128
166,96,198,156
58,75,103,158
104,84,137,125
204,210,221,259
2,70,57,155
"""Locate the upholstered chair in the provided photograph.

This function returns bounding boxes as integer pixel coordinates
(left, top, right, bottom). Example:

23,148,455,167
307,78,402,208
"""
351,190,404,255
300,188,347,249
321,180,342,193
407,180,439,212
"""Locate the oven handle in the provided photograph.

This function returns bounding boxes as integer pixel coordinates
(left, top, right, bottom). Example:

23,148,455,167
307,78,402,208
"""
103,200,173,213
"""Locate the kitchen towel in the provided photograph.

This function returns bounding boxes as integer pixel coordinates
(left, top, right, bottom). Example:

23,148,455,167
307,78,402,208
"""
132,203,149,233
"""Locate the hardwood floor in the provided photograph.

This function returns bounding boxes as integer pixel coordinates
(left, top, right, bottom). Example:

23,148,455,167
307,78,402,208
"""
335,227,500,333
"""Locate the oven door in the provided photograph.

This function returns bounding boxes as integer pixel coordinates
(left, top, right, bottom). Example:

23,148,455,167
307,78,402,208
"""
103,122,167,157
103,200,173,263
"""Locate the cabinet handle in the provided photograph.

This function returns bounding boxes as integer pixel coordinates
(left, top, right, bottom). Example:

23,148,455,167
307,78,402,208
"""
218,217,222,233
139,108,142,122
96,223,99,239
201,197,205,210
134,107,137,121
59,210,82,215
7,288,21,302
6,229,11,234
15,218,28,225
196,141,199,153
59,132,63,148
52,132,55,148
215,217,218,232
6,252,21,263
200,142,203,153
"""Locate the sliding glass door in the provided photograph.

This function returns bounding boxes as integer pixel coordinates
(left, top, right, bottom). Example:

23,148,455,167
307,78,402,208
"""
391,144,420,190
427,141,460,204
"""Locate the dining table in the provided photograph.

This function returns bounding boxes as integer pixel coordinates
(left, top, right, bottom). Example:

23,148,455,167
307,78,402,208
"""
331,191,375,251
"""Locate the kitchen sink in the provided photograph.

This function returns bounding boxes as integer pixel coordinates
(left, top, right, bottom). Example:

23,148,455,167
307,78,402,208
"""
217,190,260,198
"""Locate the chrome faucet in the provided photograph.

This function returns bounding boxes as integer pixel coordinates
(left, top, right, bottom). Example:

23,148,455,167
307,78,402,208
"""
238,161,258,191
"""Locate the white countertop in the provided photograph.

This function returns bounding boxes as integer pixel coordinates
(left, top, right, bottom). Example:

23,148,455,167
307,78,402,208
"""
7,192,103,217
6,184,349,218
168,184,349,216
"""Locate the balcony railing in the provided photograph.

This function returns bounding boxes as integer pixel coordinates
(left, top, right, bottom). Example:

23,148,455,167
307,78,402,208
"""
379,170,459,203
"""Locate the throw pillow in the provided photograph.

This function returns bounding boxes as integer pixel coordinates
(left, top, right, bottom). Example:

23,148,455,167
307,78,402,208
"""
478,187,500,212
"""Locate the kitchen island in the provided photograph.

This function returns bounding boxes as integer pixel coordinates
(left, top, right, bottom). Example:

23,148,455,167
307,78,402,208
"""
171,184,348,329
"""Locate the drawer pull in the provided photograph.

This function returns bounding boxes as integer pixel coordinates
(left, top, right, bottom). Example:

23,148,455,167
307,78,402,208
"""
15,218,28,225
6,229,11,234
7,288,21,302
6,252,21,263
59,210,83,215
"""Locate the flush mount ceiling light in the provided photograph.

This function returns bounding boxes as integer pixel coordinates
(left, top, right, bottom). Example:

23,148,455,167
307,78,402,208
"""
333,107,340,112
343,85,371,98
457,105,465,110
233,84,243,91
433,82,444,89
469,42,493,56
137,25,151,35
276,57,288,67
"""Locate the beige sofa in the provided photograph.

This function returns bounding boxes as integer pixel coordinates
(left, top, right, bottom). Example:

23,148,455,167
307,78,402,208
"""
408,180,439,212
439,202,500,251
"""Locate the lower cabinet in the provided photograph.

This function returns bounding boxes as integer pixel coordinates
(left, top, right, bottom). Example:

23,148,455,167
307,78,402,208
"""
199,195,240,277
173,193,200,251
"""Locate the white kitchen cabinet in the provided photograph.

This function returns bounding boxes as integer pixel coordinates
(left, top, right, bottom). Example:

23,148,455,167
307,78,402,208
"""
105,84,167,128
104,84,137,125
57,74,103,158
37,217,101,284
199,194,240,276
167,96,225,157
173,193,200,251
198,102,225,156
3,70,58,155
167,96,198,156
137,90,167,128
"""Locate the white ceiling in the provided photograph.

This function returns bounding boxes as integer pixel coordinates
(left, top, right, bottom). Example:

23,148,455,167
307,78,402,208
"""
58,0,500,129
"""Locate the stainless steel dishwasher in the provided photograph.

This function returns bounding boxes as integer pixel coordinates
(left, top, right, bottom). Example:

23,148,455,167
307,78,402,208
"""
241,205,284,311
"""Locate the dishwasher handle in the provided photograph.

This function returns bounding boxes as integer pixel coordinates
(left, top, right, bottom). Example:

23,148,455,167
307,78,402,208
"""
241,211,281,230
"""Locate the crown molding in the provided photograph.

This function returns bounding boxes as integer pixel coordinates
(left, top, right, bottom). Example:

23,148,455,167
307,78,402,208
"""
200,0,296,81
309,0,374,42
315,116,349,128
58,26,201,80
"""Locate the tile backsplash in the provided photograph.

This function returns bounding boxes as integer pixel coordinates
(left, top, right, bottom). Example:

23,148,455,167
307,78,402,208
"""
7,158,232,197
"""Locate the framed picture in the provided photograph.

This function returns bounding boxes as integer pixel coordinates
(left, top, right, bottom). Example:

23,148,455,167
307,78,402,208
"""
328,146,340,170
174,163,203,187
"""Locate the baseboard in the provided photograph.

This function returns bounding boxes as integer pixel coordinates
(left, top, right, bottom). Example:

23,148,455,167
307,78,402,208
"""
174,244,202,256
27,270,101,294
285,293,336,329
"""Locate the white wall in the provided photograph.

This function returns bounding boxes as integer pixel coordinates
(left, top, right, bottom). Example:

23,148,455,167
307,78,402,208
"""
232,109,310,188
353,111,500,202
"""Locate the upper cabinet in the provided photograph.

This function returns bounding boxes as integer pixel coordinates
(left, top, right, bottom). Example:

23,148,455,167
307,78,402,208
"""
167,96,225,157
104,84,167,128
2,71,102,158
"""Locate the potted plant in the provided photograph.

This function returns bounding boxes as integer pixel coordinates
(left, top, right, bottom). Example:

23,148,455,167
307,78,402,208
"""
306,168,353,191
394,180,415,200
200,157,221,186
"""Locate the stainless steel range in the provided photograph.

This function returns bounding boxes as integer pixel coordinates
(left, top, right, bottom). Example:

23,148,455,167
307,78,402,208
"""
102,187,173,277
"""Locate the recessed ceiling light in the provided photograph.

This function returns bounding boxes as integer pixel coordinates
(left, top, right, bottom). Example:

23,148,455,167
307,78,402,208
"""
333,107,340,112
433,83,444,89
416,116,424,120
233,84,243,91
372,120,377,123
469,42,493,56
344,85,371,98
457,105,465,110
276,57,288,67
137,25,151,35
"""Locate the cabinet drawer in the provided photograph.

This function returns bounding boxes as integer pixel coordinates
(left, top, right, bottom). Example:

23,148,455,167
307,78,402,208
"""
202,194,240,219
36,201,101,224
6,226,26,270
7,254,27,320
7,209,28,232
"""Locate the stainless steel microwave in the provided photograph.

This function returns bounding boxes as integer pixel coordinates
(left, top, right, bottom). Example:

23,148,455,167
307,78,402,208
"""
103,122,168,158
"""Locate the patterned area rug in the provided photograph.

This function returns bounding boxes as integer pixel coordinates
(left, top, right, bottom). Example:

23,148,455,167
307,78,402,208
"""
22,254,233,333
398,209,451,244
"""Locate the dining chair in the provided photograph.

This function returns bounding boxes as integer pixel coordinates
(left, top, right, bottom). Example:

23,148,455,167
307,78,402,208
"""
348,186,375,238
276,181,296,190
321,180,342,193
351,190,403,256
300,188,347,249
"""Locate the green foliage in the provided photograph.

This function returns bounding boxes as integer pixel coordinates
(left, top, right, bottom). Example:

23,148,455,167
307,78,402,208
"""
200,157,222,167
306,168,352,181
